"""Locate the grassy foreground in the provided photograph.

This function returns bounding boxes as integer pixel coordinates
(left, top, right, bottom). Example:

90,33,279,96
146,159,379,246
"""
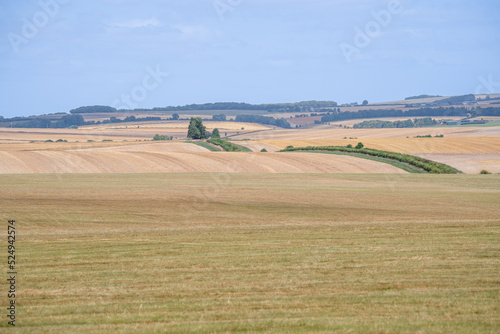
1,174,499,333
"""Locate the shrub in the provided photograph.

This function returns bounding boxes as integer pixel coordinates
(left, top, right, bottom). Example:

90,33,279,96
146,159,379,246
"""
153,134,173,141
355,142,364,149
347,144,353,148
260,148,268,152
480,170,491,174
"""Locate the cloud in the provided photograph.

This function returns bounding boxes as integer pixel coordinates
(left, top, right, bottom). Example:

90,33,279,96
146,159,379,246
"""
171,24,221,42
107,17,162,29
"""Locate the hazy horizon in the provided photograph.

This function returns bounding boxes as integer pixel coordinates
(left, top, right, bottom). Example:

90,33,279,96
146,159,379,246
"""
1,0,499,118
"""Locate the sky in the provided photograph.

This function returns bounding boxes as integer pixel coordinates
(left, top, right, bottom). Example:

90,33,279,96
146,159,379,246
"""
0,0,499,117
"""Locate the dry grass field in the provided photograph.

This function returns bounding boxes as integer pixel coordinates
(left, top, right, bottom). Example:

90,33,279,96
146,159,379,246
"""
1,173,499,333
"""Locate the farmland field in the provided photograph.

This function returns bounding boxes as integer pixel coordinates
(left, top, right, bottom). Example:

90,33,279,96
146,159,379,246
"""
1,173,499,333
1,120,500,332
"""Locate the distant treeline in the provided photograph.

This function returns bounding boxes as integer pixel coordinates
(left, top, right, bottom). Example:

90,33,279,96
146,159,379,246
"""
353,117,438,129
70,106,117,114
89,116,163,125
235,115,291,128
437,94,475,104
405,94,442,100
0,114,85,128
69,101,338,114
320,106,500,123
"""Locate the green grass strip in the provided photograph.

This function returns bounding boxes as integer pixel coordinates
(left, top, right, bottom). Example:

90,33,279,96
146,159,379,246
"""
280,146,462,174
207,138,252,152
185,141,222,151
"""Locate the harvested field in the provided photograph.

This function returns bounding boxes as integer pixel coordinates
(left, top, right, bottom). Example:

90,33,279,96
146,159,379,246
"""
0,150,406,174
71,142,210,153
0,128,146,143
1,173,499,332
414,153,500,174
259,137,500,154
234,141,280,152
232,126,500,141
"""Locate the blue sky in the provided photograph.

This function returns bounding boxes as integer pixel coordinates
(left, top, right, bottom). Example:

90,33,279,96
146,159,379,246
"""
0,0,499,117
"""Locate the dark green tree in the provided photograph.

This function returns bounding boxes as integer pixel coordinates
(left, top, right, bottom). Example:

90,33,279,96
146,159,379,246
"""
172,113,179,120
212,128,220,139
153,134,166,141
362,100,369,105
187,117,206,139
355,142,364,149
212,114,226,121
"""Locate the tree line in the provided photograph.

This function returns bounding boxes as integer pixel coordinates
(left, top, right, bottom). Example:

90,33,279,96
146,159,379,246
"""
69,101,338,114
320,106,500,123
235,115,291,128
0,114,85,128
353,117,438,129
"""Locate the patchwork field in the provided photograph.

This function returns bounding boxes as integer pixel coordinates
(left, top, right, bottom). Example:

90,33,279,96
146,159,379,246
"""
1,123,499,174
1,173,499,332
1,120,499,332
0,121,270,144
